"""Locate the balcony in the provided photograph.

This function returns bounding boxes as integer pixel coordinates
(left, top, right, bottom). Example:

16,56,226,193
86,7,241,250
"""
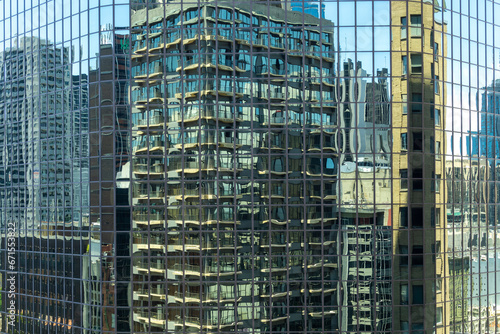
307,188,337,201
174,316,242,330
260,286,291,299
134,286,167,301
133,138,166,154
303,236,336,248
133,40,147,53
261,314,289,324
304,164,336,178
269,91,285,100
134,189,165,202
168,160,242,173
133,211,165,223
301,282,336,295
172,290,238,303
173,109,241,124
176,135,241,150
134,260,166,275
305,307,337,318
137,115,165,128
304,259,338,270
134,309,167,328
134,235,165,252
169,237,237,251
172,263,240,277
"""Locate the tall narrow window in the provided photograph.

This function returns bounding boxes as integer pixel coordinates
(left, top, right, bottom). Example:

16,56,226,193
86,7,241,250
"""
436,307,443,325
413,132,423,151
402,56,408,75
412,168,423,190
400,169,408,190
411,93,422,113
400,245,409,266
436,141,441,160
402,94,408,114
400,207,408,227
401,17,407,39
401,284,409,304
401,133,408,150
410,15,422,37
411,54,422,73
411,207,423,228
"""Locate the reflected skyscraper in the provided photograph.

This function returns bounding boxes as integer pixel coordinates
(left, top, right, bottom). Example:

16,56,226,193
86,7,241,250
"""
290,0,326,18
2,0,500,333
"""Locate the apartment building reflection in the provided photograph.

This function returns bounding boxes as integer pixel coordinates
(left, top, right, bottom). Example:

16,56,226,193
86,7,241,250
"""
84,32,131,333
130,2,341,332
391,1,448,332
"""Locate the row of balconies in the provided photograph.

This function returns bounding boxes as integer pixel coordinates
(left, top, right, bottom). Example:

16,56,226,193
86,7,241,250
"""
132,26,332,52
132,185,334,200
135,284,338,304
132,85,330,103
132,110,239,126
133,114,335,131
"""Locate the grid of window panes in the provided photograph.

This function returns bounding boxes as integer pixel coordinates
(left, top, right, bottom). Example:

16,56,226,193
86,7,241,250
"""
0,0,499,333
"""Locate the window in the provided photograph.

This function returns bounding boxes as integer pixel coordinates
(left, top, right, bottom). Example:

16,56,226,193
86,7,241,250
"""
401,133,408,150
400,207,408,227
413,168,423,190
411,207,423,228
436,174,441,192
430,136,435,154
412,247,424,266
434,74,440,95
401,322,409,334
435,108,441,125
435,141,441,160
273,158,284,172
401,17,407,39
436,307,443,325
412,323,424,334
400,169,408,190
430,208,436,226
401,284,409,304
400,245,409,266
413,132,423,151
402,94,408,114
435,275,442,293
402,56,408,75
410,15,422,37
411,54,422,73
436,208,441,226
411,93,422,113
412,285,424,305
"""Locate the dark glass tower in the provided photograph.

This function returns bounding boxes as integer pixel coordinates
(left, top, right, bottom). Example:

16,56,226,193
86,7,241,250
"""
1,0,499,333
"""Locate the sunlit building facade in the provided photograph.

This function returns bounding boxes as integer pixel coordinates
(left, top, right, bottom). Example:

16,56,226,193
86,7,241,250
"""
1,0,500,333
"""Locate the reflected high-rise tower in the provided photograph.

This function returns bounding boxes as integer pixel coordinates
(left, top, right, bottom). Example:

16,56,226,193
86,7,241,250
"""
130,2,339,332
390,1,448,332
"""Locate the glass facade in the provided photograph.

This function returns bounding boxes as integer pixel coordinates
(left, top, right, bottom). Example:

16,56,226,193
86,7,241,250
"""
0,0,499,333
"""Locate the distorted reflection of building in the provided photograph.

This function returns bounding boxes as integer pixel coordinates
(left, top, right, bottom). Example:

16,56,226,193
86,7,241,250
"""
289,0,325,18
391,1,448,332
478,80,500,159
83,32,132,333
337,59,392,332
337,59,391,166
0,37,90,333
130,1,339,332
